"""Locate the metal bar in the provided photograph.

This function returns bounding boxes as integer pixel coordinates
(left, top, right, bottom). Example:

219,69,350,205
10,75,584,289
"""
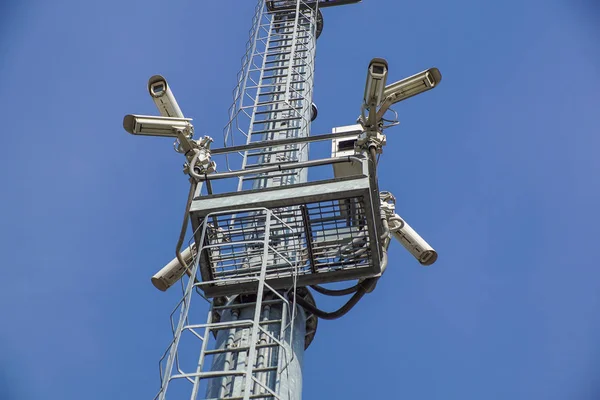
257,88,305,98
196,156,362,181
237,15,275,191
254,107,300,115
205,395,278,400
252,116,302,125
211,130,361,155
251,375,281,399
245,149,300,158
189,309,213,399
172,365,281,381
283,0,302,104
204,342,279,356
218,307,239,399
156,244,204,399
274,292,288,395
299,205,317,274
243,210,273,399
213,299,284,311
241,172,297,182
184,319,283,332
253,305,272,394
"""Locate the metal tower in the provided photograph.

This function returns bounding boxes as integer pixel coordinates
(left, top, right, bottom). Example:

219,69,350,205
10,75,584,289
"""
122,0,443,399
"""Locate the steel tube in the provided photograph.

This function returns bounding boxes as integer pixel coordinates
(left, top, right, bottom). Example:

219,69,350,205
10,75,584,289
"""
197,156,362,181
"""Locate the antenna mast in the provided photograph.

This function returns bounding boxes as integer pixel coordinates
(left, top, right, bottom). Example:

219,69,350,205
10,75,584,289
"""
122,1,442,399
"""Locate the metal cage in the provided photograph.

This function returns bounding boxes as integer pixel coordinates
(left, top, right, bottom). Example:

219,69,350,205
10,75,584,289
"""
190,156,384,297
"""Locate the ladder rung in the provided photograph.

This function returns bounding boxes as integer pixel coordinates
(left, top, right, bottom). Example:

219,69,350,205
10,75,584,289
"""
264,55,309,63
264,57,308,66
253,64,307,73
274,25,311,34
212,395,277,400
261,74,308,84
258,77,306,86
258,90,287,97
251,126,303,135
267,43,292,51
271,25,311,33
265,48,308,56
263,51,292,58
266,34,311,43
264,50,295,57
197,370,245,379
271,21,311,29
188,320,252,331
256,98,304,106
247,81,305,91
254,107,300,115
262,35,309,44
264,57,308,65
204,342,280,356
262,72,306,80
211,299,285,311
253,116,301,125
206,319,284,332
240,102,301,113
257,88,305,98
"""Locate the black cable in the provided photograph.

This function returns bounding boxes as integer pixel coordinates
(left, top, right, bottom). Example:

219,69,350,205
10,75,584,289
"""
310,283,360,296
293,149,381,319
294,279,377,320
294,290,364,320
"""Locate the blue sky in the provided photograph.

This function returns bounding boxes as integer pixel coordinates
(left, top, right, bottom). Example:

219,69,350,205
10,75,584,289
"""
1,0,599,399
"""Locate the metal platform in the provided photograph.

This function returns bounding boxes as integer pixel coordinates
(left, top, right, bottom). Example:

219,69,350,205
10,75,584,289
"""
190,156,384,298
266,0,362,11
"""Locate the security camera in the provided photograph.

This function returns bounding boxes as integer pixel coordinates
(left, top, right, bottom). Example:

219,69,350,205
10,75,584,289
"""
388,214,438,266
123,114,193,137
363,58,388,107
148,75,185,118
381,68,441,105
151,244,196,291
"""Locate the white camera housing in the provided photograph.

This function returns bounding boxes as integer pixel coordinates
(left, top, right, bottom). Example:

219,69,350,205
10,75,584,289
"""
363,58,388,107
382,68,441,105
388,214,438,266
151,244,196,291
123,114,193,137
148,75,185,118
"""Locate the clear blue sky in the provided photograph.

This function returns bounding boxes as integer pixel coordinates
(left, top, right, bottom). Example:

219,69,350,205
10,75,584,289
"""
1,0,599,399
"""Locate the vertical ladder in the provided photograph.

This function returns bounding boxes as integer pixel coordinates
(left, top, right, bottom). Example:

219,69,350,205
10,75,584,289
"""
223,1,319,191
155,209,305,400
